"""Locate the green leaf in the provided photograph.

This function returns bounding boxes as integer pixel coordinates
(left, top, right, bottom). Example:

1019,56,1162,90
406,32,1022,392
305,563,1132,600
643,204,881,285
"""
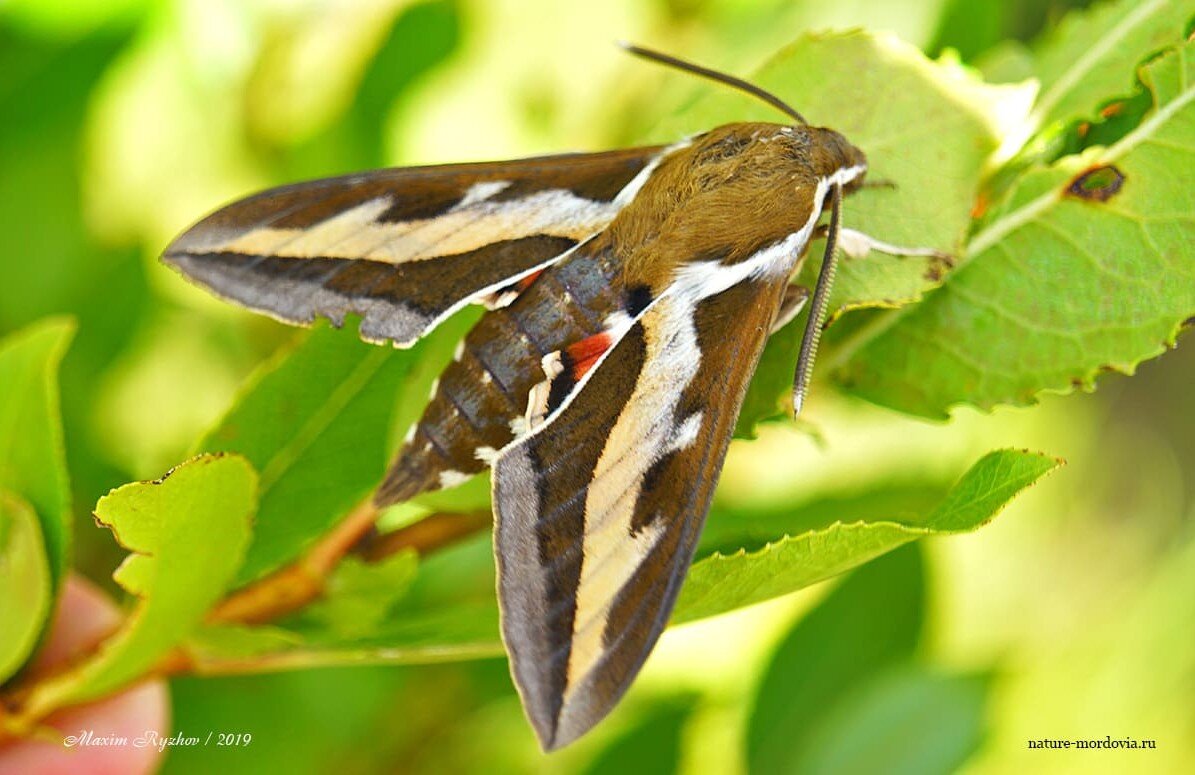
289,551,420,641
198,309,476,586
665,30,1023,301
179,536,503,672
182,604,504,673
795,666,990,775
673,449,1059,622
747,544,924,775
1028,0,1191,131
175,450,1055,672
0,490,52,684
696,482,948,558
184,623,306,665
21,454,256,717
0,317,74,593
657,31,1028,433
838,39,1195,417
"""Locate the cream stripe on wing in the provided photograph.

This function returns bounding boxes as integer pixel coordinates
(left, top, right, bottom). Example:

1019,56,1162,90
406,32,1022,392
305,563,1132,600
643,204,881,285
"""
563,295,703,700
224,196,395,257
217,189,623,264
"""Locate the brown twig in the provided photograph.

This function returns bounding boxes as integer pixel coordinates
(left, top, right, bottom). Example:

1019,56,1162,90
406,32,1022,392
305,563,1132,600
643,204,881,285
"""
355,510,491,562
208,505,491,624
207,497,382,624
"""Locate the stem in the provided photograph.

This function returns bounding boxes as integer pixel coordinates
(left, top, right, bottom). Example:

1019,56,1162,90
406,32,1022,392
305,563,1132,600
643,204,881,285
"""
356,510,490,562
208,497,382,624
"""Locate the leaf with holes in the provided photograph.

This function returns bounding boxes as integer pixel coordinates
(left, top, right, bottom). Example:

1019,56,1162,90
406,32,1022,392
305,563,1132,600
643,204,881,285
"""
18,454,255,719
1027,0,1191,133
837,39,1194,417
653,30,1030,432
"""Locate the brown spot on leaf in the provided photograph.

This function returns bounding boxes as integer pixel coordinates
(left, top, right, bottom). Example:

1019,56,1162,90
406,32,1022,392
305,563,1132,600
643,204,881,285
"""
1066,165,1125,202
1077,121,1090,139
922,253,954,283
970,191,989,219
1099,101,1124,119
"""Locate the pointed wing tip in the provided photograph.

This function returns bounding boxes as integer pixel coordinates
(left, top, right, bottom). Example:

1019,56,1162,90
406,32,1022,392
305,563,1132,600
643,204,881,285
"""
162,216,244,258
533,721,565,753
507,631,633,752
160,244,186,268
524,692,599,753
506,655,566,752
537,731,573,754
160,248,207,283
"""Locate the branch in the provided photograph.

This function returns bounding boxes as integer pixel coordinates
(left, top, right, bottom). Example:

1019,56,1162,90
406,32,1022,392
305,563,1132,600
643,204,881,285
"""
355,510,491,563
207,505,490,625
207,497,381,625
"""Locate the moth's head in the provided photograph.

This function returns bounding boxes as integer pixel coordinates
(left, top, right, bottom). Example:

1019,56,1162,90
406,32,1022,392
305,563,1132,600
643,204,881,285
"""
805,126,868,192
617,43,871,193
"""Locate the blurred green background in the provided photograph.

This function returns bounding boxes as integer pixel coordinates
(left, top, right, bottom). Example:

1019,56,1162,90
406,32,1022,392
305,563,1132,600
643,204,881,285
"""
2,0,1192,772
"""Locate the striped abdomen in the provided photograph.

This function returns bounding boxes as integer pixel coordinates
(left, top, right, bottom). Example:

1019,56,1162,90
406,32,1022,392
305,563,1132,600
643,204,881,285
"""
376,236,628,505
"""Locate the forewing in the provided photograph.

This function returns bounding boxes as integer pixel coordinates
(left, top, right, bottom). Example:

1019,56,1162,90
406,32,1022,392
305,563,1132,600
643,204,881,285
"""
163,146,663,346
493,276,786,749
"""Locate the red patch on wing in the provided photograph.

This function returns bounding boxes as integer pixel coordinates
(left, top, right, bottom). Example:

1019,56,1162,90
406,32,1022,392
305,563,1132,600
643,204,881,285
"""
516,269,544,292
565,332,613,379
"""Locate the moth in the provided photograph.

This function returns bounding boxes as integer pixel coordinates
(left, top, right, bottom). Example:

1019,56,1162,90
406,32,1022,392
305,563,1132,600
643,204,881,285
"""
163,45,942,749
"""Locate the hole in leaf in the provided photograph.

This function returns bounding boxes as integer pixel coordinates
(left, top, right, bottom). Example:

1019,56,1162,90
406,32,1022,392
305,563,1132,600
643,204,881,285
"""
1065,165,1125,202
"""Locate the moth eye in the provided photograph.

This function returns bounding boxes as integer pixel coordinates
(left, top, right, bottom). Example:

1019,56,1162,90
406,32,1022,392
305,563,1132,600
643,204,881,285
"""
625,284,653,316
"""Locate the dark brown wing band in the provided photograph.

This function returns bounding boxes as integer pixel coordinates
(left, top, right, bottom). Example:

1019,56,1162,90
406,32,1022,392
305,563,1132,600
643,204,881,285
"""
493,277,785,749
163,147,662,346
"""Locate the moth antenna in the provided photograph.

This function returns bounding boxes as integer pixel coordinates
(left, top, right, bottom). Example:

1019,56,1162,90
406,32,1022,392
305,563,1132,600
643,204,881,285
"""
792,182,842,416
618,41,808,125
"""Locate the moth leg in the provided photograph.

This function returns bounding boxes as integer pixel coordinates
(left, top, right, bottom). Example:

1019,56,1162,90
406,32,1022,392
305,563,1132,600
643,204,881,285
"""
812,224,953,262
771,284,810,333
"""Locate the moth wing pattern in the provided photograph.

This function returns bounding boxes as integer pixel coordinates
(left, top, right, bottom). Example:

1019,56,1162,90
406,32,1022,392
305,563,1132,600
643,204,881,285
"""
163,146,663,347
492,275,788,749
